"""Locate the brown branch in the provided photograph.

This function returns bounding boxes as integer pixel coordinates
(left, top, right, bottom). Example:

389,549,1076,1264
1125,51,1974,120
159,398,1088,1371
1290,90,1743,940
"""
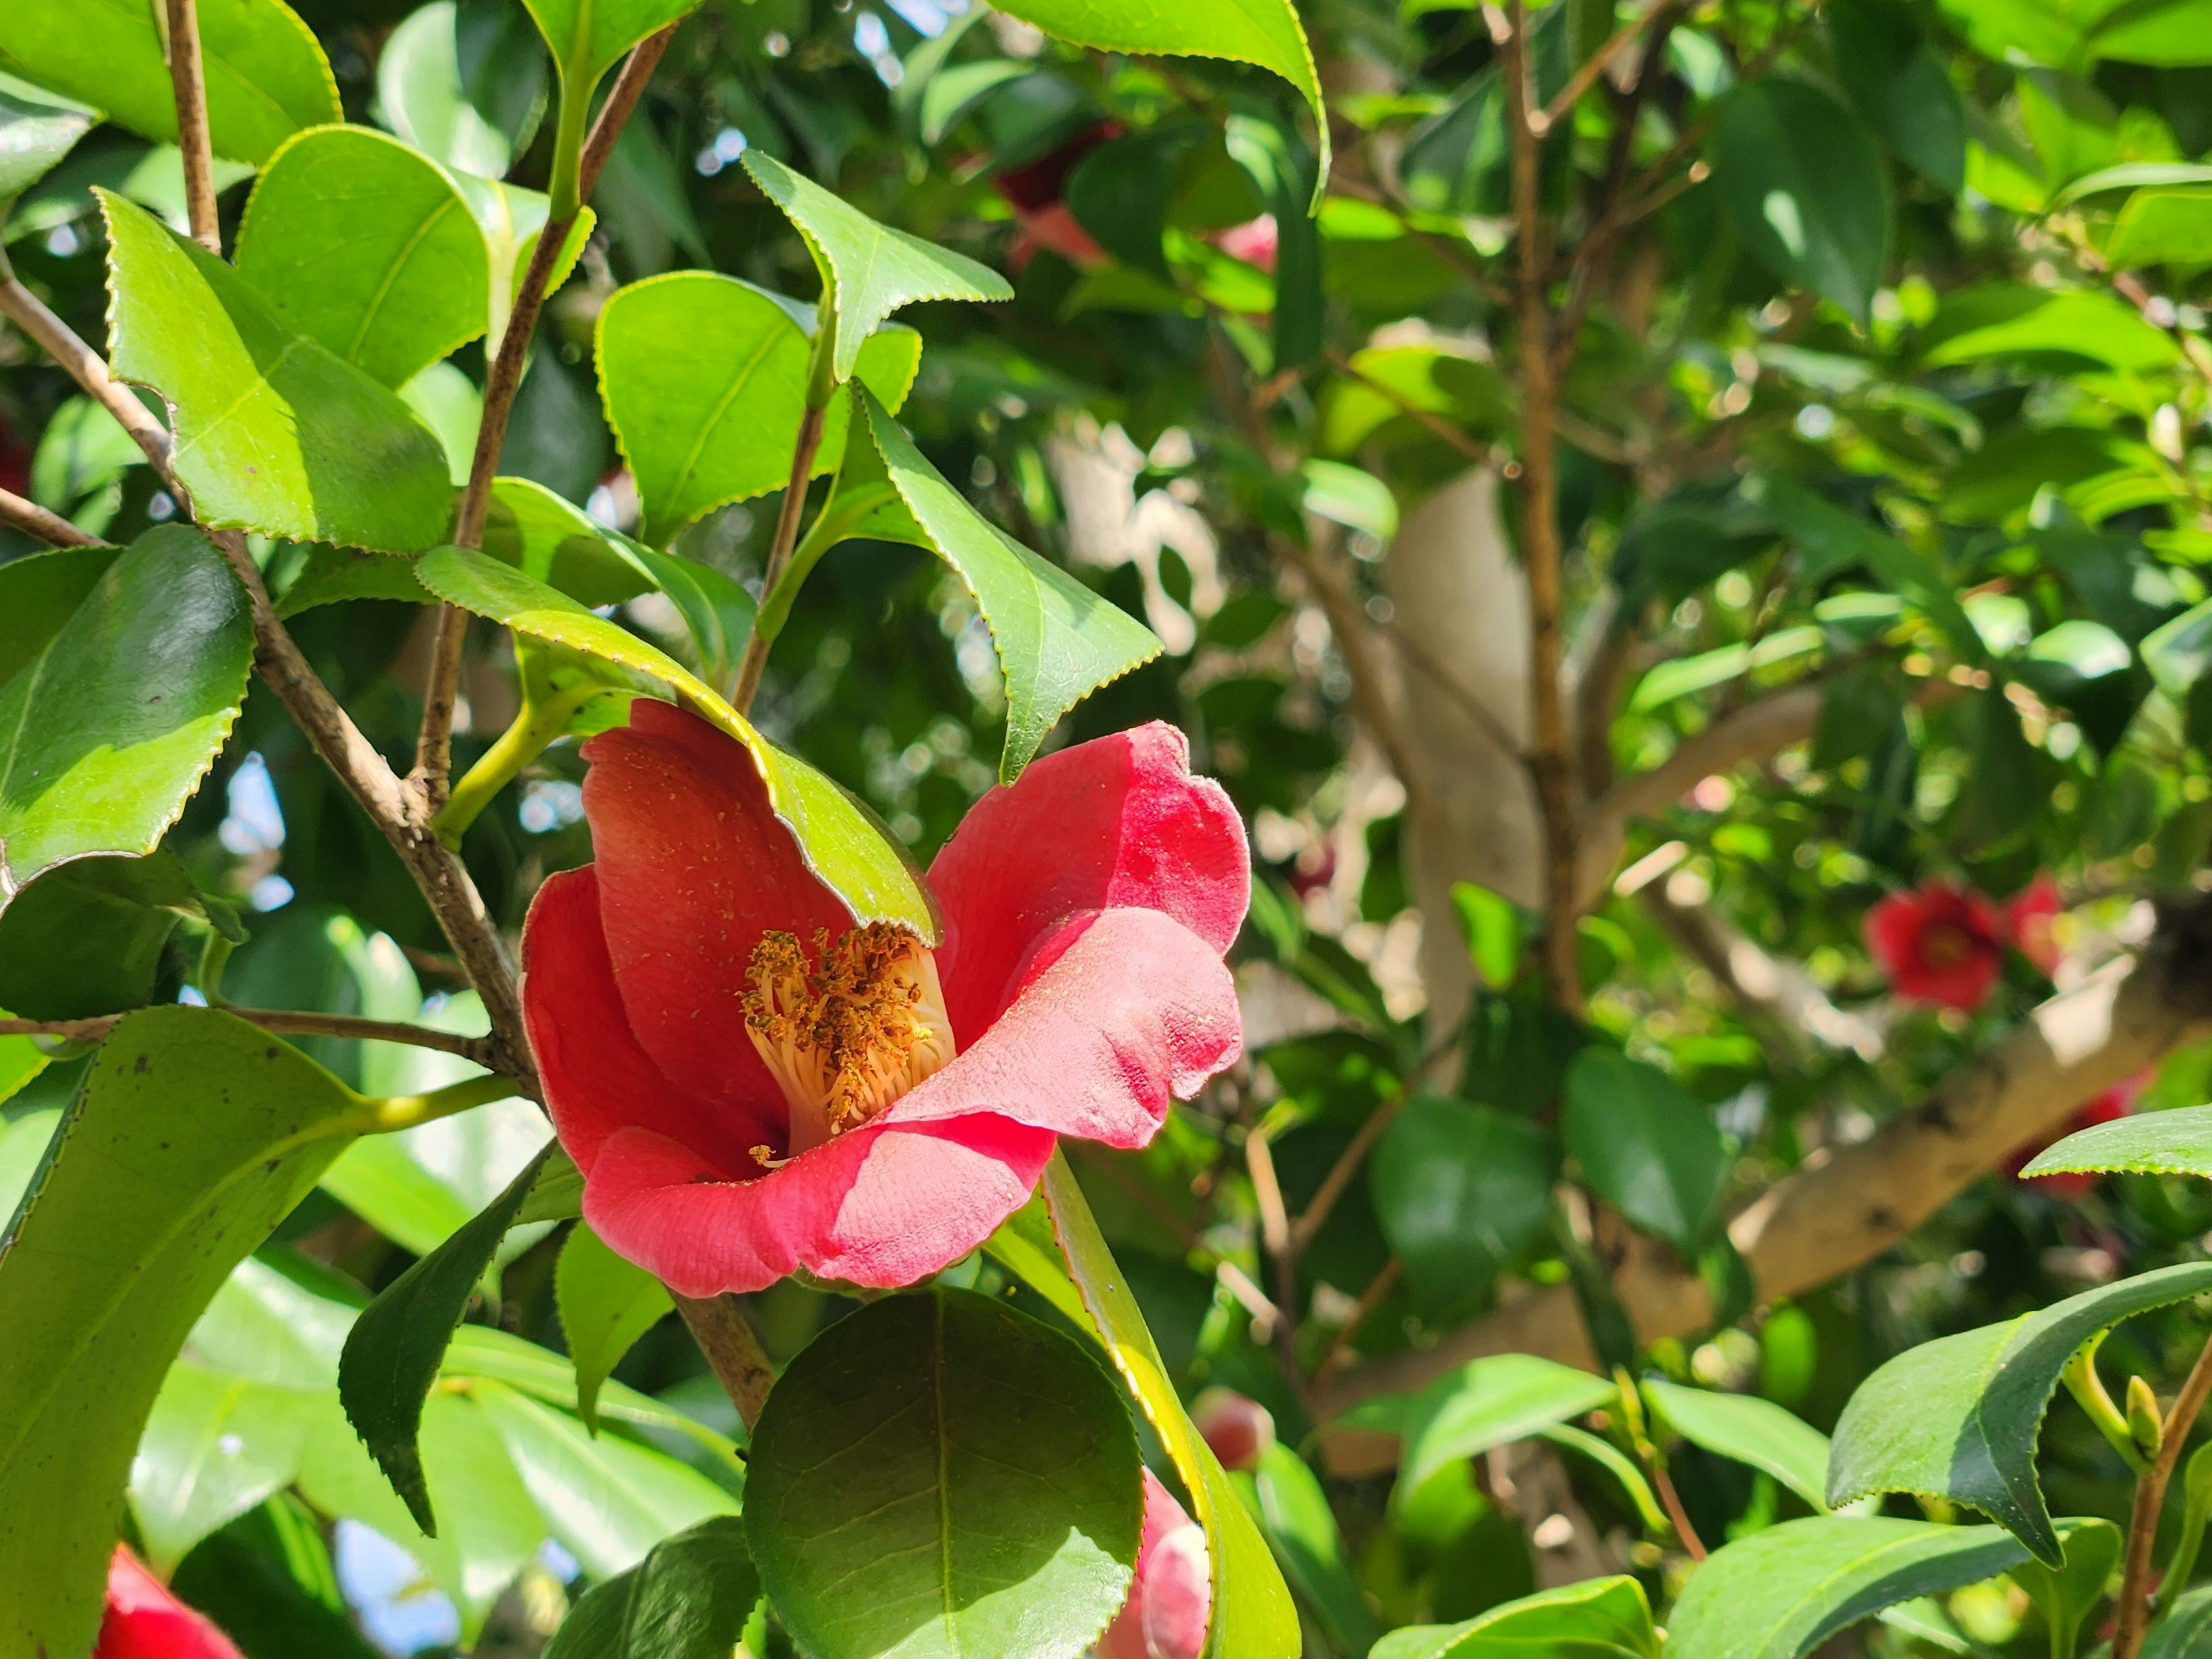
162,0,222,254
1316,1257,1403,1379
1289,1037,1461,1254
1317,900,2212,1469
732,400,829,715
0,272,173,473
1529,1,1671,136
0,1009,504,1069
2116,1333,2212,1659
416,25,678,811
1643,882,1885,1062
0,485,100,548
671,1293,776,1430
1246,1127,1306,1382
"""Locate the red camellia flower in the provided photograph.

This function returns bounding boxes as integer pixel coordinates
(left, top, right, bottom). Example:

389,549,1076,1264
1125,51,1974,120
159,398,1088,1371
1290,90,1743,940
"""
1099,1470,1212,1659
1192,1387,1276,1472
94,1547,244,1659
1865,881,2008,1012
995,123,1120,271
522,704,1248,1295
2005,873,2064,975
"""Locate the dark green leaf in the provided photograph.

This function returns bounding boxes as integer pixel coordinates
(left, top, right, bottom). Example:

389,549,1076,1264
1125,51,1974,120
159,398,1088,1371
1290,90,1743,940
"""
1370,1096,1551,1320
2008,1518,2122,1658
1709,78,1891,323
1562,1047,1728,1253
0,79,90,199
0,853,224,1020
2146,1584,2212,1659
1225,108,1321,370
545,1515,759,1659
1829,0,1965,194
1243,1442,1385,1657
1766,478,1980,657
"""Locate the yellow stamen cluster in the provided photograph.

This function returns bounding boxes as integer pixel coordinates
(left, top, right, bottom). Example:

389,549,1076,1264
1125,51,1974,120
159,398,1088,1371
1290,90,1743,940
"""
741,922,956,1158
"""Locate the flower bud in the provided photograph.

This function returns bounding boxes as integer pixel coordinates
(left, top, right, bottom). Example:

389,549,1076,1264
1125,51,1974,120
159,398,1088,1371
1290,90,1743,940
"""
1099,1470,1211,1659
2130,1374,2164,1459
95,1547,245,1659
1191,1388,1275,1472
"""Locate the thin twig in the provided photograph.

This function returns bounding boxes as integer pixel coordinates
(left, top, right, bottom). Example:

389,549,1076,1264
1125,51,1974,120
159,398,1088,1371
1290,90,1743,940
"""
1245,1127,1305,1381
1289,1037,1461,1253
732,402,830,715
415,25,678,811
0,485,100,548
2115,1332,2212,1659
0,271,173,472
671,1293,777,1429
1316,1257,1402,1378
0,1010,504,1068
162,0,222,253
1649,1456,1708,1559
1530,1,1671,135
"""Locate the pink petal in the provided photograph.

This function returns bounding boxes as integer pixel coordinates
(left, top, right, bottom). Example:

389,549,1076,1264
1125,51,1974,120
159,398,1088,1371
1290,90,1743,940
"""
522,866,778,1177
96,1547,245,1659
579,700,854,1122
582,1115,1055,1297
929,722,1249,1038
883,908,1241,1150
1100,1470,1211,1659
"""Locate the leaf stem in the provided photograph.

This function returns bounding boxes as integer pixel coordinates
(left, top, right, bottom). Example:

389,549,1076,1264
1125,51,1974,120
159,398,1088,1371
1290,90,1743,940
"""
0,1010,509,1070
731,391,831,715
2115,1329,2212,1659
751,478,892,647
161,0,222,254
432,681,603,848
671,1291,777,1429
0,483,100,548
351,1071,518,1136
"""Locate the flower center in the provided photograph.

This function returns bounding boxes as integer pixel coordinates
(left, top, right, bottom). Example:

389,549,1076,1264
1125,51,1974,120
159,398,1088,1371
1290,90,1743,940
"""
741,921,957,1163
1921,922,1976,967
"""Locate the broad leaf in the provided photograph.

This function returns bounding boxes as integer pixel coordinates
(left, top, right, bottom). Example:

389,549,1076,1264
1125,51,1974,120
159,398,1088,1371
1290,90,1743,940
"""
595,270,921,543
128,1360,331,1573
1643,1378,1832,1510
0,532,250,904
744,1287,1142,1659
2108,187,2212,268
1562,1047,1728,1253
234,126,490,391
557,1221,673,1433
1828,1262,2212,1563
850,387,1162,779
743,151,1012,382
0,852,233,1020
0,81,90,199
415,544,938,937
101,191,454,552
1373,1576,1659,1659
1709,78,1891,324
2147,1584,2212,1659
1242,1442,1384,1658
1336,1355,1616,1509
2008,1518,2122,1659
1666,1518,2031,1659
1921,284,2179,374
1370,1096,1552,1320
2024,1105,2212,1179
0,1007,363,1659
379,0,531,178
544,1515,759,1659
0,0,338,165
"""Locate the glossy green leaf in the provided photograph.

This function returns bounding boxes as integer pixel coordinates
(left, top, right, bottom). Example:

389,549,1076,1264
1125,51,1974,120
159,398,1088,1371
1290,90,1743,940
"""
743,151,1012,382
545,1515,759,1659
558,1221,673,1433
234,126,490,391
1242,1442,1385,1657
1370,1096,1551,1320
0,853,230,1020
336,1139,555,1535
1666,1518,2030,1659
0,1007,365,1659
628,542,756,690
1921,283,2179,374
379,0,527,177
1373,1575,1659,1659
1709,79,1891,324
2146,1584,2212,1659
0,80,90,200
447,1325,744,1468
745,1286,1141,1659
984,0,1327,203
1562,1047,1728,1253
1643,1379,1832,1510
2023,1104,2212,1179
414,545,938,937
1035,1156,1302,1659
0,0,338,165
595,270,922,543
101,190,455,552
853,387,1162,779
2008,1517,2122,1659
1828,1262,2212,1563
482,474,654,605
1829,0,1965,194
523,0,695,111
2108,188,2212,268
1342,1354,1616,1510
128,1360,331,1573
0,531,250,903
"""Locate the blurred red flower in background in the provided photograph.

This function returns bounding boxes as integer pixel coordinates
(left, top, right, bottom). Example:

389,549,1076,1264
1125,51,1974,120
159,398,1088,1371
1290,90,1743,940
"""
93,1548,243,1659
2002,1073,2150,1199
1866,882,2008,1011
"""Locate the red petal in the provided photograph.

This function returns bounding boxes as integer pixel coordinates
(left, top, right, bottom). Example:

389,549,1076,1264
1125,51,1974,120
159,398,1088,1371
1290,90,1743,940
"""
929,723,1248,1039
885,908,1240,1149
581,1116,1053,1296
1099,1471,1211,1659
579,700,853,1121
95,1547,245,1659
522,866,778,1177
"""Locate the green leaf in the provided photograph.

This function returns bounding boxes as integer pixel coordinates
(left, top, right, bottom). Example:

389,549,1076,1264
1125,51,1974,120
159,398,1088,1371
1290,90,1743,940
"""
2007,1518,2122,1659
1535,1423,1670,1534
1449,880,1523,989
413,545,938,937
1562,1047,1729,1253
1369,1096,1552,1320
0,531,251,903
0,854,233,1020
1242,1442,1385,1658
101,190,455,552
336,1139,555,1535
1666,1518,2031,1659
742,150,1012,383
984,0,1328,205
448,173,593,357
850,387,1162,780
482,474,654,605
128,1359,331,1573
448,1325,744,1469
0,1108,58,1224
234,125,491,391
1828,1262,2212,1564
596,271,922,544
1643,1378,1832,1510
522,0,695,114
518,1146,586,1225
1301,459,1397,539
1372,1576,1660,1659
1766,479,1980,658
1828,1,1965,194
544,1515,759,1659
1921,283,2179,374
2143,599,2212,699
2146,1584,2212,1659
2022,1104,2212,1179
0,0,338,165
0,1007,365,1659
378,0,528,177
2108,188,2212,268
557,1221,673,1433
1318,344,1512,457
0,79,90,200
1347,1355,1617,1510
401,361,483,487
1225,109,1321,369
1033,1156,1302,1659
2087,0,2212,65
745,1286,1141,1659
1709,78,1891,324
627,543,756,690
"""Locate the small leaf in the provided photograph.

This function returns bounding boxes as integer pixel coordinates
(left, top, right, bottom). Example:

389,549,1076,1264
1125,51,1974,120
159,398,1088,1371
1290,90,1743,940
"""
1241,1442,1384,1658
2007,1518,2122,1659
742,150,1011,383
378,0,532,178
1765,479,1981,660
522,0,696,109
1920,283,2179,374
234,126,492,391
744,1287,1142,1659
101,190,456,552
556,1222,673,1433
1709,78,1891,323
1643,1379,1832,1510
1666,1517,2030,1659
0,79,91,200
1562,1047,1729,1253
0,532,251,904
1350,1355,1617,1510
1370,1096,1552,1321
2024,1104,2212,1178
544,1515,759,1659
1373,1575,1659,1659
1301,459,1397,539
1828,1262,2212,1564
336,1139,556,1534
0,0,339,164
